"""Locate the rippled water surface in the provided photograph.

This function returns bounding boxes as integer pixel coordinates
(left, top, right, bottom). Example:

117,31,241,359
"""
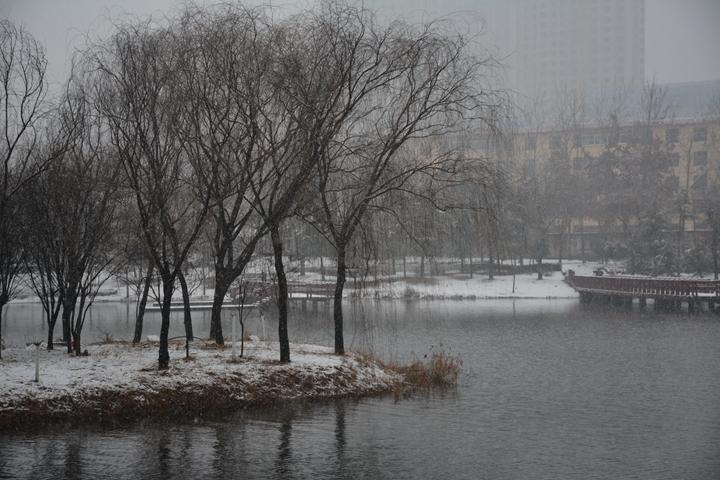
2,299,720,479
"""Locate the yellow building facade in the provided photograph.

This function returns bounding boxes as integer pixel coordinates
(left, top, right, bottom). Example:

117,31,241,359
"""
506,118,720,259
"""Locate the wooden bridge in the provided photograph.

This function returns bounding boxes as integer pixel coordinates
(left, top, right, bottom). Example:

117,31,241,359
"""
149,282,336,312
242,281,336,311
566,273,720,311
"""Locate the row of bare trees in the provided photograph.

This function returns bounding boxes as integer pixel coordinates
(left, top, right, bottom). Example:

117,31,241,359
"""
0,19,53,359
0,3,505,368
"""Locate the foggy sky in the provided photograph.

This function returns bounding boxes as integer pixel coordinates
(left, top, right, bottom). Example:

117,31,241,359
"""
2,0,719,91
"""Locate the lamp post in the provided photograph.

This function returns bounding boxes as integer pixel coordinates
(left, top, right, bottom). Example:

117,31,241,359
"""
32,341,41,382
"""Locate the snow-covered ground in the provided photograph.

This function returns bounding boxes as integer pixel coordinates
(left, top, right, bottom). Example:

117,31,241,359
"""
0,340,401,429
9,260,614,305
346,261,609,300
365,272,578,299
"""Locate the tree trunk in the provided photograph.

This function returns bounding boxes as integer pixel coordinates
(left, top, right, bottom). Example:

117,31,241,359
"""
72,330,81,357
0,301,4,359
713,222,719,280
537,257,544,280
488,244,495,280
159,279,174,370
178,270,194,341
333,245,347,355
210,273,228,345
62,304,74,354
62,304,71,346
46,313,58,350
580,217,586,264
271,225,290,363
72,295,87,356
134,262,154,344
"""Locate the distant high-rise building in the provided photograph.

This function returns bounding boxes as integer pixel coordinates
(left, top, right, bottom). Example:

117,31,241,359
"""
515,0,645,97
367,0,646,97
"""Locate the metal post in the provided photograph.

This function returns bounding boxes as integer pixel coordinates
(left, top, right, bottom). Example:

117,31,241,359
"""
231,312,237,361
260,308,266,340
34,342,41,382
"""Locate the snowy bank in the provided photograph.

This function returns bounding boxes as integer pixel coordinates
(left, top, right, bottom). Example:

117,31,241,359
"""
0,340,403,430
358,271,579,300
343,261,627,300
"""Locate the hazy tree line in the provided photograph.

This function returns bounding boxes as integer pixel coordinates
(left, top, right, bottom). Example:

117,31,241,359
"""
0,3,506,366
494,82,720,278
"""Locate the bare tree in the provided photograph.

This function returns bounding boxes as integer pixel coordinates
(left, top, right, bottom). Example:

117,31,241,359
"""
23,75,122,355
302,8,506,354
114,210,156,345
0,20,48,357
95,21,210,369
173,5,273,345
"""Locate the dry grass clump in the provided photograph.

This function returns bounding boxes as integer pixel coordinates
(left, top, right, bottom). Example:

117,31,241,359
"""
403,286,420,298
359,350,461,391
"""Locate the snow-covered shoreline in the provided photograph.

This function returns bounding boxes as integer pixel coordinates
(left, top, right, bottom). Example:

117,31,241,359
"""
0,340,403,430
6,261,615,305
359,271,579,300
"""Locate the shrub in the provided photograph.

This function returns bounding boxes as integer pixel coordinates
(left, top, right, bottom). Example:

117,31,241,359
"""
403,286,420,298
382,351,461,389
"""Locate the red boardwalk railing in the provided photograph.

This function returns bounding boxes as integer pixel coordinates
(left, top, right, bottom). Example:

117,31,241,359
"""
567,274,720,299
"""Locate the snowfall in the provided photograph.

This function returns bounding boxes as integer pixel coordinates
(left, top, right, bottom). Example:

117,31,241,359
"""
370,270,577,299
0,339,402,429
347,260,612,300
8,260,612,306
0,260,607,428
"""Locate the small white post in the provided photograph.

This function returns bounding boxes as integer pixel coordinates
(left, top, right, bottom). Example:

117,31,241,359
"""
231,313,237,361
34,342,41,382
260,310,266,340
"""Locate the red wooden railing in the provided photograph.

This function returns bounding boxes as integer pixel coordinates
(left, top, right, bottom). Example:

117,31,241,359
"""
567,275,720,298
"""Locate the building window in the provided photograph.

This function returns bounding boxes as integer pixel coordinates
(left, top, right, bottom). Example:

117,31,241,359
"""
692,173,707,192
523,158,537,176
669,153,680,167
526,134,537,151
619,129,632,144
693,151,708,167
579,133,607,146
550,135,562,150
666,128,679,144
573,156,591,171
693,127,707,142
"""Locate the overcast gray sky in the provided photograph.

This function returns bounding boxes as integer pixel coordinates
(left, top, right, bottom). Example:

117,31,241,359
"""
2,0,719,90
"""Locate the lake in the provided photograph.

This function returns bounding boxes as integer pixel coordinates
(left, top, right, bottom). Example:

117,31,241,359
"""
1,299,719,479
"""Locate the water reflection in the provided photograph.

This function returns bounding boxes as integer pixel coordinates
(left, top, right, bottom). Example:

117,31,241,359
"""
64,437,83,480
334,401,346,476
274,412,294,479
2,300,720,479
156,430,170,479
